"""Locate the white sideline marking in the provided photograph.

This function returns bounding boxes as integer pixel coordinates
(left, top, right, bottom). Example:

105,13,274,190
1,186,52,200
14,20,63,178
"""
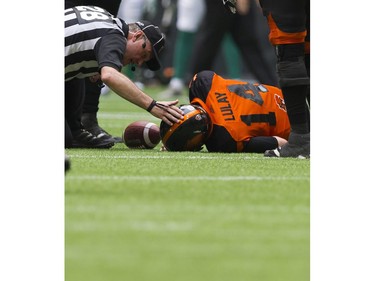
129,221,193,232
68,154,269,160
70,220,194,232
66,175,309,181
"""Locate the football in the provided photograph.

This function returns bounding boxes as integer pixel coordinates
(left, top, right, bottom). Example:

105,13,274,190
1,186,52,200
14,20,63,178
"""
123,120,161,149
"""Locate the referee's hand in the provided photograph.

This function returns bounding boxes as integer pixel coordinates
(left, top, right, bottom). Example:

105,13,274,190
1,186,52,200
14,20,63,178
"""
149,100,184,126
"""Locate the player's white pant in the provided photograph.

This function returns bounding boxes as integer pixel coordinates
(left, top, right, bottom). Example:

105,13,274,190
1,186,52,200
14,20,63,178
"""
117,0,145,22
177,0,206,32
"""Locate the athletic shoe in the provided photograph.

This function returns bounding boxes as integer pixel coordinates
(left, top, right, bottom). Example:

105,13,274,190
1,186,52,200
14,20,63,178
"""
134,81,145,91
264,132,310,158
65,154,71,172
82,113,122,143
88,126,123,143
70,129,114,148
160,87,183,98
159,78,184,98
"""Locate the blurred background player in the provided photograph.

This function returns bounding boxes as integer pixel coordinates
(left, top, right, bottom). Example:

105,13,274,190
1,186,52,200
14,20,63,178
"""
190,0,278,87
159,0,205,98
160,0,243,98
160,70,290,153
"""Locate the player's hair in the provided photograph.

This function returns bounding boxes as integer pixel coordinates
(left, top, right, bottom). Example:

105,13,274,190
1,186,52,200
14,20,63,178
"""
128,23,142,33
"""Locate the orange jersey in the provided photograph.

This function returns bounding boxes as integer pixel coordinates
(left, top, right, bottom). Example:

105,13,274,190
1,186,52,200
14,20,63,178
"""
189,71,290,152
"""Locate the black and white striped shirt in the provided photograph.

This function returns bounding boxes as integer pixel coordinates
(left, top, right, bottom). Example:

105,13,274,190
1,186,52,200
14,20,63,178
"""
65,6,128,81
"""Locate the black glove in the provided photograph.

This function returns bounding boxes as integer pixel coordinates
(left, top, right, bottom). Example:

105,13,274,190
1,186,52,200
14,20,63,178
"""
222,0,237,14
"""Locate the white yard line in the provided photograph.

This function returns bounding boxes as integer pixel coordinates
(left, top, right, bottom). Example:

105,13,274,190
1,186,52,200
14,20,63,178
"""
66,175,309,181
68,154,270,160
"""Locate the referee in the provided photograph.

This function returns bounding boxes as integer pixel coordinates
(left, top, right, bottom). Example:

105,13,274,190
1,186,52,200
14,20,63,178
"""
65,6,183,148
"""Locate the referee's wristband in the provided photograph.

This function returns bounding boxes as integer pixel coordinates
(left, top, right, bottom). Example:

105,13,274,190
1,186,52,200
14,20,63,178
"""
146,99,157,112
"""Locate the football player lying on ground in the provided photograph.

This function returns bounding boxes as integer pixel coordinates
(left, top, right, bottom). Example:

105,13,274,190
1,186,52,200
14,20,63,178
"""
160,70,290,153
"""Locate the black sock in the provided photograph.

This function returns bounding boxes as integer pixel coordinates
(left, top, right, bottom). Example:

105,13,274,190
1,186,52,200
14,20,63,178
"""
282,85,309,134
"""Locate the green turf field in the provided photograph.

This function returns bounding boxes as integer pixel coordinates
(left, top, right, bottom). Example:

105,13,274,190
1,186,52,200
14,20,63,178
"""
65,86,310,281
